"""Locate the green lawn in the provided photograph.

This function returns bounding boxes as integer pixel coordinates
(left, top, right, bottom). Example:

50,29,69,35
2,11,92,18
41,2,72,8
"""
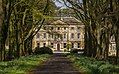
0,54,50,74
68,54,119,74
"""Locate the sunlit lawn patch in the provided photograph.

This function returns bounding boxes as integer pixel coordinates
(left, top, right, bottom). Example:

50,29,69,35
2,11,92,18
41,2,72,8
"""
0,54,50,74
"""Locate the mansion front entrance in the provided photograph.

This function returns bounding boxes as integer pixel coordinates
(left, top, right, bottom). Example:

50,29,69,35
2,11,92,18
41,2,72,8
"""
57,43,60,51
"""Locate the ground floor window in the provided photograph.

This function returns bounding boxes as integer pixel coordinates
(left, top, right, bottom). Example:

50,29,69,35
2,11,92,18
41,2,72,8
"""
51,43,54,48
71,43,74,48
77,43,80,48
37,42,40,47
43,43,46,47
64,43,67,48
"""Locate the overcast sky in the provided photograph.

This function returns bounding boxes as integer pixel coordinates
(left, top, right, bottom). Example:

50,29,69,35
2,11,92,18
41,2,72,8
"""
54,0,67,8
54,0,82,9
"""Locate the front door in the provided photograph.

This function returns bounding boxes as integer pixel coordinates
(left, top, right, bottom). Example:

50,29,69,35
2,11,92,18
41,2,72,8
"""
57,43,60,51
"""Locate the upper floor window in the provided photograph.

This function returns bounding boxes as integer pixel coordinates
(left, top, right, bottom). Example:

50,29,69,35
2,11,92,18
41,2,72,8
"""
71,27,74,30
58,34,60,38
36,33,40,38
71,33,74,39
64,34,66,39
58,27,60,30
43,33,46,38
77,33,80,39
77,27,80,30
111,36,115,42
64,27,66,30
43,27,46,30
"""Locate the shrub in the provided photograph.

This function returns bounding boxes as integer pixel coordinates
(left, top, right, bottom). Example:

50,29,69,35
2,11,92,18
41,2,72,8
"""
34,47,53,55
70,48,79,54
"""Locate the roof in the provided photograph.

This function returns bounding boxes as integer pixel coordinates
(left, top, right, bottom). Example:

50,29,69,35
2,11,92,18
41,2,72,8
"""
52,20,66,24
45,17,83,25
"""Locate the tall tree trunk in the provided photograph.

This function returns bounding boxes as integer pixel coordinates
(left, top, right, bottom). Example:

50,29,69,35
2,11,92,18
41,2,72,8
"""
15,23,20,58
104,34,109,60
27,36,33,55
115,29,119,64
84,25,88,56
1,0,12,61
0,0,3,61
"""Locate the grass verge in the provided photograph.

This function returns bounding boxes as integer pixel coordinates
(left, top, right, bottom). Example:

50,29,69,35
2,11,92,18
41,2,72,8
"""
68,54,119,74
0,54,50,74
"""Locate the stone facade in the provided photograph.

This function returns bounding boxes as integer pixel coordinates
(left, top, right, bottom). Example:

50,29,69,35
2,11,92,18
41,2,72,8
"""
32,17,85,51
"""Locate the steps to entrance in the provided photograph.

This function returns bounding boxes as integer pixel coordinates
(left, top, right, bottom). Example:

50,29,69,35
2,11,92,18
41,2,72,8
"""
29,53,80,74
